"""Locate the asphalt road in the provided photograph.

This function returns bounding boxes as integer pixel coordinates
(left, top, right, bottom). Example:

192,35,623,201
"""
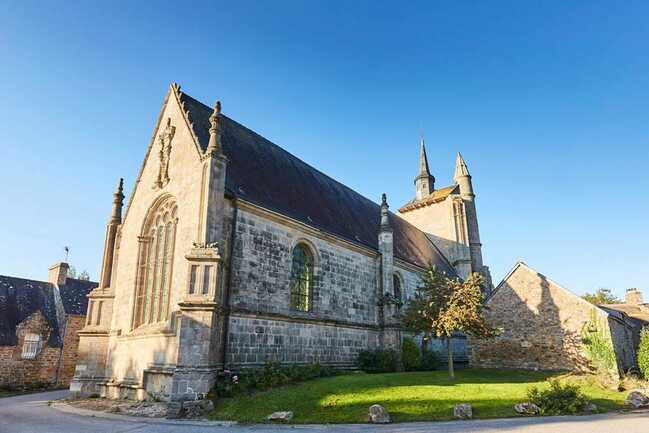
2,390,649,433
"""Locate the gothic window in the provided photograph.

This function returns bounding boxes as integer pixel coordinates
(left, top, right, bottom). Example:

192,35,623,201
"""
290,244,314,312
21,333,42,359
393,274,402,310
133,197,178,328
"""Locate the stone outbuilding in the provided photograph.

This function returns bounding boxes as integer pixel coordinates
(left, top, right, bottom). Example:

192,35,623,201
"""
0,262,96,389
470,262,641,376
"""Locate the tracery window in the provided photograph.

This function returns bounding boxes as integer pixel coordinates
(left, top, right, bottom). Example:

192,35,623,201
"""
133,197,178,328
22,333,42,359
290,244,314,312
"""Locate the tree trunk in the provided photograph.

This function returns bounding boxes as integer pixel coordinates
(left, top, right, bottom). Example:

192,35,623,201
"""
447,337,455,379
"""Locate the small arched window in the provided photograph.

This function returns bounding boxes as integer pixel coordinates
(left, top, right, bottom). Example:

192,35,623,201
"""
133,197,178,328
393,274,402,309
290,244,313,312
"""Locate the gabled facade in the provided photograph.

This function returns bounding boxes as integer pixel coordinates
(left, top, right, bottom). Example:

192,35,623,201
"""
398,142,492,288
71,84,488,401
470,262,638,375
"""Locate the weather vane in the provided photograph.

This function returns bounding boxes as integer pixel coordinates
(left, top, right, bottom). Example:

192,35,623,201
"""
64,246,70,262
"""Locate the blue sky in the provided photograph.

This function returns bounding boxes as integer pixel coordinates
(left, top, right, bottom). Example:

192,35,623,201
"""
1,1,647,298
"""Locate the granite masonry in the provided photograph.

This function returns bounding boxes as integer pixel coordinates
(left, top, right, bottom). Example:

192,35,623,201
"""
470,262,641,376
71,83,490,401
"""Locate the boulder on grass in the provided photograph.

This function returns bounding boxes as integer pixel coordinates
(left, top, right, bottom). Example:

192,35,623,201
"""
368,404,391,424
626,391,649,408
182,399,214,418
454,403,473,419
514,402,540,415
267,411,294,422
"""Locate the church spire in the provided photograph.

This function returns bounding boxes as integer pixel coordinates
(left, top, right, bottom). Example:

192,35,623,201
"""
419,137,431,177
414,137,435,200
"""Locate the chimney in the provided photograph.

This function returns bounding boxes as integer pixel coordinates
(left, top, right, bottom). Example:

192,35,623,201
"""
48,262,69,286
625,288,643,305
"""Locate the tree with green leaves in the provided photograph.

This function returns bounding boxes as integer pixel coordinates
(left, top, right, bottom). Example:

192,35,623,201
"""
68,266,91,281
582,288,620,305
402,266,496,378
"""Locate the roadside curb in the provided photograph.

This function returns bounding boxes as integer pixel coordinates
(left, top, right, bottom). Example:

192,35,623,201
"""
50,402,238,427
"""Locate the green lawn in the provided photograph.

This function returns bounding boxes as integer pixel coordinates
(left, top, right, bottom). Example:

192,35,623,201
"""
209,369,627,423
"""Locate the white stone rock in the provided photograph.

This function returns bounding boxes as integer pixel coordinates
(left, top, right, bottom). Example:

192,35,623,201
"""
368,404,391,424
267,411,294,422
454,403,473,419
626,390,649,408
514,402,540,415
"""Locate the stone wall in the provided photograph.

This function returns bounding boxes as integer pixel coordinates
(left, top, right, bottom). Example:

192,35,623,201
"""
226,314,379,367
470,263,620,374
57,315,87,385
223,205,426,367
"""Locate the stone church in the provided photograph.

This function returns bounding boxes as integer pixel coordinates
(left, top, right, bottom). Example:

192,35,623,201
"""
71,83,490,401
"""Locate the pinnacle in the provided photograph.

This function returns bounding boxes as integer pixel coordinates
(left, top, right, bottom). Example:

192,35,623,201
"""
454,152,470,180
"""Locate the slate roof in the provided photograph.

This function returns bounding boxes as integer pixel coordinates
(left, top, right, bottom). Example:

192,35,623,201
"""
180,92,456,275
0,275,96,347
59,278,97,315
601,304,649,325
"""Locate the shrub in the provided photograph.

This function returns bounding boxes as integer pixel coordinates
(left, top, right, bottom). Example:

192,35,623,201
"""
357,349,398,373
420,349,440,371
581,310,616,374
401,337,422,371
527,380,588,415
214,362,338,398
638,328,649,379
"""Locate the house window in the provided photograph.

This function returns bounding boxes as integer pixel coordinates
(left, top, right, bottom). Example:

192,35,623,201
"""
290,244,314,312
22,333,42,359
133,197,178,328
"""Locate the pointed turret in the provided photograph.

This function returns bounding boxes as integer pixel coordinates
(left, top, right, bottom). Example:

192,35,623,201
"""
453,152,474,199
414,138,435,200
454,152,470,180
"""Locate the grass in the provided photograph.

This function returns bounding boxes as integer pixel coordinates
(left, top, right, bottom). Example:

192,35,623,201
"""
209,369,627,423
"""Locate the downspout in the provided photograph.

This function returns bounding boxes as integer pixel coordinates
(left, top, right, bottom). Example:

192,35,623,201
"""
220,198,238,369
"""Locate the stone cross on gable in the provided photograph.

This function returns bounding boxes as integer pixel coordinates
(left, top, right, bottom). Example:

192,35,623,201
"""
154,118,176,189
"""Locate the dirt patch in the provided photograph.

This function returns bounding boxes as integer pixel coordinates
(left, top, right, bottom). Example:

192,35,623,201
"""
65,398,168,418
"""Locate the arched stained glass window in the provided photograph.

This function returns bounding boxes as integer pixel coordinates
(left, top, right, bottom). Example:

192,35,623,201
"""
290,244,313,312
133,197,178,328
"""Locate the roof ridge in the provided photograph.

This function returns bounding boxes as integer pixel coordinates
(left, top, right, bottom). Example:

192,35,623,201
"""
0,275,52,286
